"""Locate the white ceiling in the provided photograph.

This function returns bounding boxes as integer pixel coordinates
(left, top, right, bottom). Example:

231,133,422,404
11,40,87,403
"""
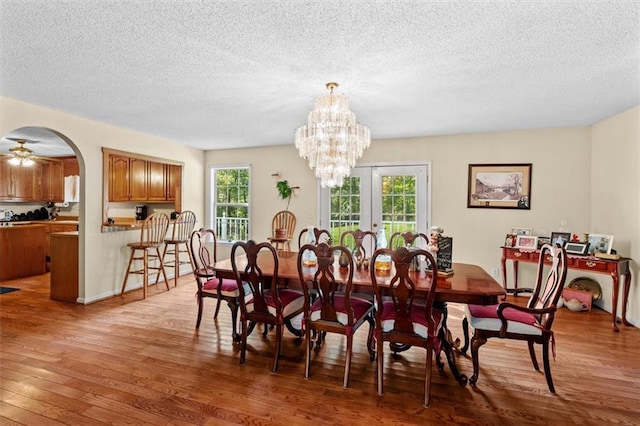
1,1,638,158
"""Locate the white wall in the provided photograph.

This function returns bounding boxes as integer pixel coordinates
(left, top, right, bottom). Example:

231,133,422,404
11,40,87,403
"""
1,97,206,302
207,118,640,326
591,105,639,324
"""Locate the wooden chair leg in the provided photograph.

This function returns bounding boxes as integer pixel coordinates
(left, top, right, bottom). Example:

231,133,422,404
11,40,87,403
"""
229,301,240,343
461,316,470,354
240,319,248,365
120,249,136,295
424,343,433,408
376,331,384,396
155,244,169,285
195,295,204,328
213,297,222,318
344,333,353,388
469,335,487,386
304,320,312,379
142,249,148,299
272,324,283,373
528,341,540,371
542,340,555,393
155,247,170,290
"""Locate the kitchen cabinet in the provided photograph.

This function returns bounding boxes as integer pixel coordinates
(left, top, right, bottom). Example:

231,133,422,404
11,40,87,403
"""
106,151,182,203
0,161,38,201
109,156,148,201
39,160,65,202
50,231,79,302
148,161,167,201
0,224,47,280
166,164,181,201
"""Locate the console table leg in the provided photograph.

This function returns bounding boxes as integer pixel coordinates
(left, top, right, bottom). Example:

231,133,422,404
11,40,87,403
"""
611,272,620,332
622,271,632,327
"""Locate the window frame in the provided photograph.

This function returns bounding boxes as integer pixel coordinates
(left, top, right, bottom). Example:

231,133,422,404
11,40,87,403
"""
208,165,251,243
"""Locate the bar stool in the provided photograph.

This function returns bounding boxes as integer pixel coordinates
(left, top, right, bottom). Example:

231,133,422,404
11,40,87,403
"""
120,212,170,299
158,210,196,287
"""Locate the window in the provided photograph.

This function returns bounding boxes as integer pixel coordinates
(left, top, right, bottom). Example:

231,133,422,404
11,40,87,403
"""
211,166,250,242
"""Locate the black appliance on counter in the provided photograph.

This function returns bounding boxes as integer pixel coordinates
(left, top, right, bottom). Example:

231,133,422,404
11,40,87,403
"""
135,205,148,220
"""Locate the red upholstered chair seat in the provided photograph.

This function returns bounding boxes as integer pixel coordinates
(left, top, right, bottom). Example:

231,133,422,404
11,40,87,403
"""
380,300,444,340
467,304,542,335
202,277,239,297
309,294,373,325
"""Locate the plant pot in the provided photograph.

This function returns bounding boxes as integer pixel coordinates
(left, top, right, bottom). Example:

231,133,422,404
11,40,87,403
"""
275,228,288,239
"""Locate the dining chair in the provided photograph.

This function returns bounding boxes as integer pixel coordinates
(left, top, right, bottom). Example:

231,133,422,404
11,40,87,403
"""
297,227,331,248
339,229,377,261
189,228,241,342
270,210,296,251
158,210,196,287
389,231,429,249
231,240,305,373
370,245,441,407
120,212,170,299
466,243,567,392
297,242,375,387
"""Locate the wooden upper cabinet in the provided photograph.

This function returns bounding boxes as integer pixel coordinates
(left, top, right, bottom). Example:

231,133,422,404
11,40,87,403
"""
0,162,38,201
40,161,65,202
61,157,80,176
109,155,131,201
147,161,167,201
166,164,182,202
0,162,11,199
129,158,148,201
105,150,183,203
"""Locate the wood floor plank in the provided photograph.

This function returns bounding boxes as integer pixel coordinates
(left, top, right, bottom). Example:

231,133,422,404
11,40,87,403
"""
1,272,639,425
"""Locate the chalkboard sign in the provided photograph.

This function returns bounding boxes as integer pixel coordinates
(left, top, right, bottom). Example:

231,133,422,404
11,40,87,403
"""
436,236,453,272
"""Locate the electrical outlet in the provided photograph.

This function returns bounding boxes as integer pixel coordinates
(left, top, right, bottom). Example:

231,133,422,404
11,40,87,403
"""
491,268,499,278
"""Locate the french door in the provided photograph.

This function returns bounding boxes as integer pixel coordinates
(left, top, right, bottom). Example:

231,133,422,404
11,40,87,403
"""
319,165,429,244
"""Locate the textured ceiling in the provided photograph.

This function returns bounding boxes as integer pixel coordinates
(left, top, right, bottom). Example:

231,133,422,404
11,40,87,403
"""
1,1,639,157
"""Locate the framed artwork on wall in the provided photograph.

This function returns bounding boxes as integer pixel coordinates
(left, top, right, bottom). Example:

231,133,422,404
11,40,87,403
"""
467,163,532,209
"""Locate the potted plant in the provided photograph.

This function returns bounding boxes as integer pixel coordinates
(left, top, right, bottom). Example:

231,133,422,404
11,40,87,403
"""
276,180,293,212
274,180,295,239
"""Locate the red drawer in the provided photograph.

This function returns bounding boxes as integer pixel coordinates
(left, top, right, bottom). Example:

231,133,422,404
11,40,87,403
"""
575,259,609,272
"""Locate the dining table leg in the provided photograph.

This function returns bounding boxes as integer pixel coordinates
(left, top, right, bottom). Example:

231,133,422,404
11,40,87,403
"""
437,302,468,386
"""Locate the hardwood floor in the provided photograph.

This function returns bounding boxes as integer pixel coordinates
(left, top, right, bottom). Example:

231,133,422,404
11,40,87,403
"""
1,273,639,425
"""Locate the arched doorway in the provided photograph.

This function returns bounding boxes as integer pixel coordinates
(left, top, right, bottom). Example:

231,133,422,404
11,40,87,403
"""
0,126,84,300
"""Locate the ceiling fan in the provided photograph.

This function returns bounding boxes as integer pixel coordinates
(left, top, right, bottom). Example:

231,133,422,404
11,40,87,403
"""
2,138,40,167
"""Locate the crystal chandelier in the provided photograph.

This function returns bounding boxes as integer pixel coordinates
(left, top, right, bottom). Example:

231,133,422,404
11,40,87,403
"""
7,139,36,167
295,82,371,188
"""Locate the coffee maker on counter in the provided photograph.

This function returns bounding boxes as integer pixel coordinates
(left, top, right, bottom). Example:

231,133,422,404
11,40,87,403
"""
135,205,148,220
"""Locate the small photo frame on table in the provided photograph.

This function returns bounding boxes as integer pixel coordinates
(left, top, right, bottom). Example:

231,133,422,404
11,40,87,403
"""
565,242,590,255
504,234,517,247
511,227,531,236
550,232,572,247
515,235,538,250
467,163,532,209
587,234,614,255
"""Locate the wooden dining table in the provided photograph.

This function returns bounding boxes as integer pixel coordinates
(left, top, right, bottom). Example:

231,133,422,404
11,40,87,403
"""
212,250,506,385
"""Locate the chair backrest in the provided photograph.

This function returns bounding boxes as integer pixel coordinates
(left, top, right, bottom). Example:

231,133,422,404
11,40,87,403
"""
297,227,331,248
189,228,218,273
389,231,429,249
140,212,170,246
231,240,280,318
370,246,439,337
339,229,377,259
272,210,296,239
297,242,354,324
527,243,568,328
170,210,197,241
